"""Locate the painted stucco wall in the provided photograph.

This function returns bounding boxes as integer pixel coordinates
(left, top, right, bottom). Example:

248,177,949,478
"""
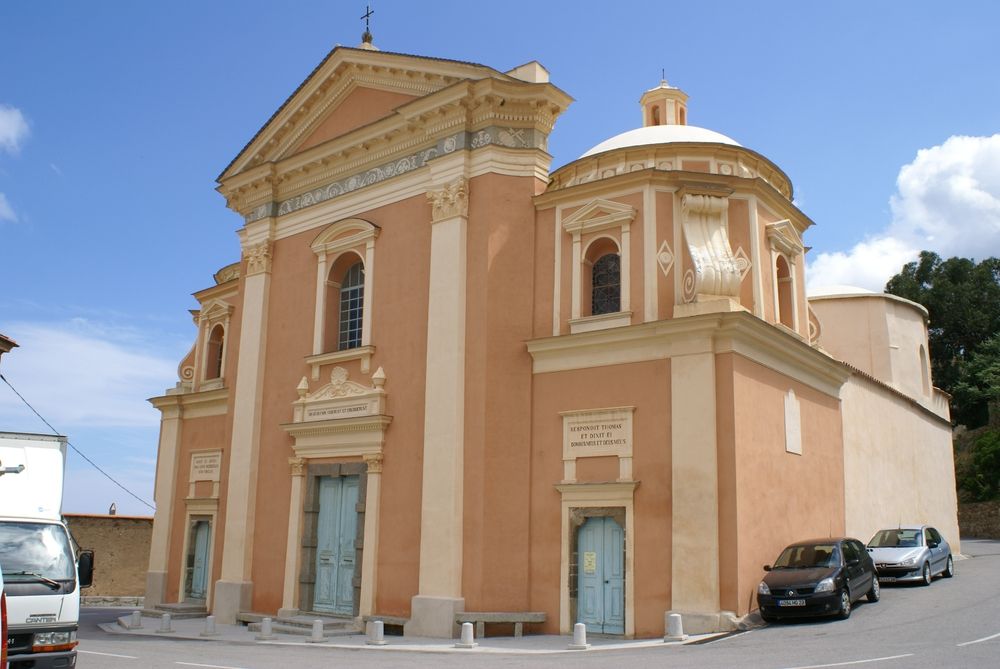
530,359,671,637
840,375,960,553
724,353,845,617
811,294,935,406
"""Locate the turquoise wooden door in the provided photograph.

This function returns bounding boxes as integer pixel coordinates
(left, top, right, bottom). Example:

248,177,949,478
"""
314,475,359,615
577,516,625,634
188,520,210,600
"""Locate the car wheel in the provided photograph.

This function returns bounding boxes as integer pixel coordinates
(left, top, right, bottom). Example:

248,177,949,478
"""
943,555,954,578
837,589,851,619
866,574,880,602
921,561,932,586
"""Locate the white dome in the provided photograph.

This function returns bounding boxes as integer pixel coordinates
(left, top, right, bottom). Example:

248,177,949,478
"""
581,124,741,158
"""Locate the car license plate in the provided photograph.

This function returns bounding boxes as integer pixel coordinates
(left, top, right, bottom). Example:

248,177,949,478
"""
778,599,805,607
879,576,896,582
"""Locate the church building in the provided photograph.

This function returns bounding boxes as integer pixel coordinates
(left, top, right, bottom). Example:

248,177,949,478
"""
144,35,959,638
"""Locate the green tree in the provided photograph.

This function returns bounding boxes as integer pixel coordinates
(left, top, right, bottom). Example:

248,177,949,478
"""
885,251,1000,427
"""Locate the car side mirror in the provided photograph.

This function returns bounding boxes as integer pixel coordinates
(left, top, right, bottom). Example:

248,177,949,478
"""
763,564,772,572
78,550,95,588
927,541,938,549
847,558,860,567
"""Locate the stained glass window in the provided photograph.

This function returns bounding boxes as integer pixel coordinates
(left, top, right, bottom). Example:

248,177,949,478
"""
591,253,620,315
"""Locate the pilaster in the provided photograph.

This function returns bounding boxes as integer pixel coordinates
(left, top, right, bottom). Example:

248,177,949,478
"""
214,224,274,623
279,457,307,616
144,400,182,608
670,339,722,632
406,174,468,638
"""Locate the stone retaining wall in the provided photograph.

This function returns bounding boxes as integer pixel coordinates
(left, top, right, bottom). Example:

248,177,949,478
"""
64,513,152,597
958,501,1000,540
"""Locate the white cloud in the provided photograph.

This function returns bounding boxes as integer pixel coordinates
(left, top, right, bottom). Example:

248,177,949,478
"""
808,134,1000,292
0,104,29,154
0,320,180,429
0,192,15,222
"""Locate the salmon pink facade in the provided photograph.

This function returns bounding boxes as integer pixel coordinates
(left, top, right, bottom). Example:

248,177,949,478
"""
145,41,957,639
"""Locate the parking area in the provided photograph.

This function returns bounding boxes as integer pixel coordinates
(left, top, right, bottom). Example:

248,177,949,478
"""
75,539,1000,669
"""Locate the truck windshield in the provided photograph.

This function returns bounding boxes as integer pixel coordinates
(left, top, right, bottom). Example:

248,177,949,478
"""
0,522,76,581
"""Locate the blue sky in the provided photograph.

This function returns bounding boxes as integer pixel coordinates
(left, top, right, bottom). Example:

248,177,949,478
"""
1,1,998,515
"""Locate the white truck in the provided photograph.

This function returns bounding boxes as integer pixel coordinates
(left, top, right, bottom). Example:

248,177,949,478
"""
0,432,93,669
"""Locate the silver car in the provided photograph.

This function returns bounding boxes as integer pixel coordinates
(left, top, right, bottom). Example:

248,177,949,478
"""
866,525,954,585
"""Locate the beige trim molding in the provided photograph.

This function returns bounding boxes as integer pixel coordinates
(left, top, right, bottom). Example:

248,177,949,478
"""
555,481,638,637
527,311,850,398
305,346,376,380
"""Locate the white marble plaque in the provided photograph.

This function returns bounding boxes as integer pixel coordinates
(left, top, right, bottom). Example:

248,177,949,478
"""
190,450,222,482
561,407,634,460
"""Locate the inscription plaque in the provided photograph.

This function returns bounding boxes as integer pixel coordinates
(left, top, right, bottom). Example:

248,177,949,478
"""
561,406,635,460
189,450,222,482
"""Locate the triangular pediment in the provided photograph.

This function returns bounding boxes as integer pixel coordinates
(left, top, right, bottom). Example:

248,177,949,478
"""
219,47,503,182
562,198,637,234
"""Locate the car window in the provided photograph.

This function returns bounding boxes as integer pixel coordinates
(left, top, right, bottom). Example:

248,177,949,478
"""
842,541,859,562
868,529,921,548
924,528,933,545
927,528,942,545
774,543,839,568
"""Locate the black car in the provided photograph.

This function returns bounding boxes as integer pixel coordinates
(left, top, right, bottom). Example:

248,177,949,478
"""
757,537,880,621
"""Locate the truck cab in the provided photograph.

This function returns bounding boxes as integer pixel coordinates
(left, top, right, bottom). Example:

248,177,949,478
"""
0,432,93,668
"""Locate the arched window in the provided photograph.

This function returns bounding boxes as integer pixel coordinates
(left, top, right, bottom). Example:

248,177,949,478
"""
338,261,365,350
776,255,793,328
206,324,225,380
591,253,621,316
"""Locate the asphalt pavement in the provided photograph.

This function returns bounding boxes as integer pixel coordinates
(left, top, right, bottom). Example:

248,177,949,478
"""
75,538,1000,668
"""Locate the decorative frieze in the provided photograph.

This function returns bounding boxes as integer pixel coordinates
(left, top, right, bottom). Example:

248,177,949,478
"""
244,127,543,223
243,242,273,275
427,178,469,222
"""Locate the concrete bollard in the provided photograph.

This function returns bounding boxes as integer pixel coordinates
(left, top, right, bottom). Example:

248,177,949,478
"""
129,610,143,630
200,615,219,637
568,622,591,650
256,617,275,641
664,612,688,642
366,619,388,646
306,619,325,643
156,613,173,634
454,621,478,648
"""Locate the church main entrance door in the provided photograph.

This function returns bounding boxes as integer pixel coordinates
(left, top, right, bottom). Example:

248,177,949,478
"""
313,475,359,615
577,516,625,634
185,519,211,601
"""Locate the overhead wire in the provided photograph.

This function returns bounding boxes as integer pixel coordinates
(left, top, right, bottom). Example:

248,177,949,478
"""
0,372,155,511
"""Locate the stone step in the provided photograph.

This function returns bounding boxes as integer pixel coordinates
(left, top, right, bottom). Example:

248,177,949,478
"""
246,621,357,637
141,602,208,619
236,612,354,632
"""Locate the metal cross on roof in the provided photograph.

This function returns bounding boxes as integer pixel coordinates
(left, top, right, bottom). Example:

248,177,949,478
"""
361,4,374,32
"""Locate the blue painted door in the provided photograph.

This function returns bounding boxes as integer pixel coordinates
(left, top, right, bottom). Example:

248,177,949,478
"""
577,516,625,634
188,520,210,600
314,475,359,615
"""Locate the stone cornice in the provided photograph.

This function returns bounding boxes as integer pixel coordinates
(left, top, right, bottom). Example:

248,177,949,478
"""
545,142,793,202
534,168,814,236
220,48,513,181
219,77,570,221
149,387,229,419
526,311,850,398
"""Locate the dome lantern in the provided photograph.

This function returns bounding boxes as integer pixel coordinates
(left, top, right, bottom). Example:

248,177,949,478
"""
640,78,688,127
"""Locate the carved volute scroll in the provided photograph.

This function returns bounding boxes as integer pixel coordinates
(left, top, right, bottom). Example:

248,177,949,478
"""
680,193,741,300
427,178,468,222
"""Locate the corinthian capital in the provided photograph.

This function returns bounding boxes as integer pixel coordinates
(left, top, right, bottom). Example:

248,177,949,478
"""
244,241,273,275
427,178,468,222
